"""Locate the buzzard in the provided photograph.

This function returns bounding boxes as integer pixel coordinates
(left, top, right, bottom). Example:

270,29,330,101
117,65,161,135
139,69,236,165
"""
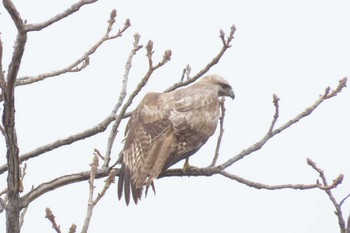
118,74,234,205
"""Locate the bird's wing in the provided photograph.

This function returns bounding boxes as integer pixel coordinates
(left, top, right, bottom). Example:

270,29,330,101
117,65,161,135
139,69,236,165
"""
163,87,220,169
118,92,172,205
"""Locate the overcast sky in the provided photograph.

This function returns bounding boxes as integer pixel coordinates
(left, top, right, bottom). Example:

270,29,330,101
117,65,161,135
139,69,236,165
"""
1,1,350,232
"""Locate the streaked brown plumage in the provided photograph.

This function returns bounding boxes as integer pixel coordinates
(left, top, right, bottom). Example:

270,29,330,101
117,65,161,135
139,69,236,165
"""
118,74,234,205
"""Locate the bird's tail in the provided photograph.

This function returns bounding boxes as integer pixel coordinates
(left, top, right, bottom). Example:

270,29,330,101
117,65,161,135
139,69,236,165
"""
118,163,142,205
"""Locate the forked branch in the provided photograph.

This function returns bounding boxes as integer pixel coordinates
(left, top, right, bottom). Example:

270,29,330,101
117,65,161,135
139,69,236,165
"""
24,0,98,32
81,154,117,233
307,158,349,233
16,10,131,86
164,25,236,93
218,77,347,170
45,208,61,233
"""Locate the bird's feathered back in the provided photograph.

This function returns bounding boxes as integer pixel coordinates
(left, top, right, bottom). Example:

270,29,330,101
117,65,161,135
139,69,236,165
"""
118,74,234,205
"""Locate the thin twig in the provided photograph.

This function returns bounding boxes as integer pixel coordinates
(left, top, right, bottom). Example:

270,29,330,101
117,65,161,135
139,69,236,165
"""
103,33,143,168
93,169,117,206
112,33,142,115
340,193,350,207
210,97,226,167
325,77,348,99
105,42,172,166
219,170,342,191
268,94,280,133
82,154,117,233
94,148,104,160
164,25,236,93
17,12,131,86
19,204,29,230
24,0,98,32
45,208,61,233
307,158,347,233
81,154,99,233
218,77,347,170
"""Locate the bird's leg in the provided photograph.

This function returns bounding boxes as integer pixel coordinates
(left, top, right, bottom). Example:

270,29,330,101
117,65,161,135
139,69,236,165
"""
182,158,196,171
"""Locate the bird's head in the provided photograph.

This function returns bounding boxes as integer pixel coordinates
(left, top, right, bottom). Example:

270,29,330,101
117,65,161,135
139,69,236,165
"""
200,74,235,100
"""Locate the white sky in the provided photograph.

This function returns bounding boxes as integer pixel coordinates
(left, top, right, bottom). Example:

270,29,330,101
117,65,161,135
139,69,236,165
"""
1,1,350,232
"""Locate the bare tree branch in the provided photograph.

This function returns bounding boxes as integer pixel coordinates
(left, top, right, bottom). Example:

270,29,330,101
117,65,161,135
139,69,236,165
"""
210,97,226,167
218,169,343,191
268,94,280,133
16,12,131,86
45,208,61,233
0,115,115,175
3,1,28,232
81,154,117,233
325,77,348,99
102,33,143,168
24,0,98,32
3,0,24,30
81,154,99,233
20,168,111,208
307,158,348,233
19,205,29,231
218,77,347,170
164,24,236,93
340,193,350,207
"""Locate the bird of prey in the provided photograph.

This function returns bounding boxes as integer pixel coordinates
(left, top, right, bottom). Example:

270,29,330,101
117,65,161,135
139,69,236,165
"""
118,74,234,205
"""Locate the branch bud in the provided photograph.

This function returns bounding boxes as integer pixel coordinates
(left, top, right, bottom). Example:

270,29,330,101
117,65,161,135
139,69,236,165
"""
124,18,131,27
69,224,77,233
219,29,225,39
109,9,117,24
110,9,117,20
163,49,172,61
146,40,154,53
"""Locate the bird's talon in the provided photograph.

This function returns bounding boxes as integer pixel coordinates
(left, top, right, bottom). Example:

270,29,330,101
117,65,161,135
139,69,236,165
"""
183,158,197,171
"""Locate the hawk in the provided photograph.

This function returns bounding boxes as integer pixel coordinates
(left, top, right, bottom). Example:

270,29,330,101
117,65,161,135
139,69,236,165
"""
118,74,234,205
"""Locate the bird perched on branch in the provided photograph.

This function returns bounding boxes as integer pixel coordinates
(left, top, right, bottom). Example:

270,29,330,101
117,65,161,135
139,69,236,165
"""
118,74,235,205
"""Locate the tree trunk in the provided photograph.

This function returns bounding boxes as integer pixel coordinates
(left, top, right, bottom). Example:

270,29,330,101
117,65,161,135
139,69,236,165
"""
3,72,21,233
2,29,27,233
